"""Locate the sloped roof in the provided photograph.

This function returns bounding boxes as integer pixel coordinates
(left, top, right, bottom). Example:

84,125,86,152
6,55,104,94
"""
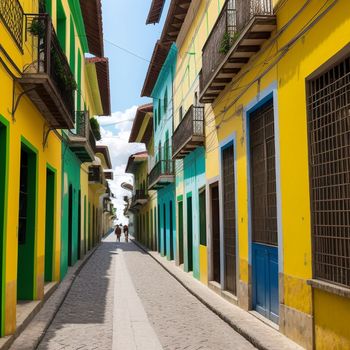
146,0,166,24
129,104,153,143
125,151,148,174
95,145,113,169
160,0,192,45
80,0,104,57
86,57,111,116
141,41,171,97
141,0,192,98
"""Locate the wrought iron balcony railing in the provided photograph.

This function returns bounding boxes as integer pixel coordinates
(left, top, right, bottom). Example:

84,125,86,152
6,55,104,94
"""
88,165,103,184
148,160,175,190
200,0,275,103
67,111,96,162
18,14,76,129
172,106,205,159
0,0,24,50
132,190,148,204
104,170,114,181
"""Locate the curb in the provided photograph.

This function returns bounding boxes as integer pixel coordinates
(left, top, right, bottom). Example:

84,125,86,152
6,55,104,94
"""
132,239,303,350
2,244,100,350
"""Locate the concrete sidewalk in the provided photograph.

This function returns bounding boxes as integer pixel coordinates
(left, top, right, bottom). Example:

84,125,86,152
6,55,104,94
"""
133,239,304,350
113,244,163,350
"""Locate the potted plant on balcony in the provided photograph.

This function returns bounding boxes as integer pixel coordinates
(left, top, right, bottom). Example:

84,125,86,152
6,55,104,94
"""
28,18,46,38
219,31,241,55
90,117,102,141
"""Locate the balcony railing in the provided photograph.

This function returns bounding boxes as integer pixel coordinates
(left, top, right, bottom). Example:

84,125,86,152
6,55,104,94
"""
172,106,205,159
104,170,114,181
18,14,76,129
67,111,96,162
200,0,275,103
89,165,103,184
132,190,148,204
0,0,24,50
148,160,175,190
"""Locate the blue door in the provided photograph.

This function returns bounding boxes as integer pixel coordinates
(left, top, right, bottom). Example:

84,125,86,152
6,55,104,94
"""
252,244,279,323
249,100,279,323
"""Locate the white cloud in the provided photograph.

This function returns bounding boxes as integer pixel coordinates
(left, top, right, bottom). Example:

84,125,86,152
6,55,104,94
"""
98,106,145,224
99,105,138,134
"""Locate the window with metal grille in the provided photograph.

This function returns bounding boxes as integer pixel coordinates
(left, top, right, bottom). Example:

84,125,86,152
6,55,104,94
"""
307,55,350,288
222,144,237,294
250,100,278,246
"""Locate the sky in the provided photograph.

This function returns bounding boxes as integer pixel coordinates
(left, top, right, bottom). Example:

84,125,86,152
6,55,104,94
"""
98,1,169,224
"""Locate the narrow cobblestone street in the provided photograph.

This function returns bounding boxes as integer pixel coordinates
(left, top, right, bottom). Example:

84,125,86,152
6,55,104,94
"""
36,233,256,350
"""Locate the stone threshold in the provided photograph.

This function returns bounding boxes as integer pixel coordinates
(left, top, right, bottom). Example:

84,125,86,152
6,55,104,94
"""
132,239,304,350
0,246,100,350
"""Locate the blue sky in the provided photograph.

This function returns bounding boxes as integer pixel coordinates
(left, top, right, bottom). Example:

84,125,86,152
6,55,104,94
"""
102,0,169,111
99,1,169,223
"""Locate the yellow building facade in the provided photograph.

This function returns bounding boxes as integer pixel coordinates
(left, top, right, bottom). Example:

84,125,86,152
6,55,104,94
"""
171,0,350,348
0,0,64,336
127,105,158,250
0,0,112,337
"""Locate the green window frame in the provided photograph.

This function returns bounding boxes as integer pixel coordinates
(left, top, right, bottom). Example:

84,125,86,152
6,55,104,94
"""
77,50,82,112
57,0,67,53
44,166,56,282
17,139,38,300
69,16,76,74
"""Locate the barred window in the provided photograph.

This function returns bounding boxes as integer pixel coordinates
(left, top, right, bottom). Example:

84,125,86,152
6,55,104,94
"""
307,55,350,288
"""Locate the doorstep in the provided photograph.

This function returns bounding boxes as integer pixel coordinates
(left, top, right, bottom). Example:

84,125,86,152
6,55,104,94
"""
132,239,304,350
0,246,99,350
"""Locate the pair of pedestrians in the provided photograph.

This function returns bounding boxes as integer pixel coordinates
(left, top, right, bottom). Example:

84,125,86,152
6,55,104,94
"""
115,224,129,242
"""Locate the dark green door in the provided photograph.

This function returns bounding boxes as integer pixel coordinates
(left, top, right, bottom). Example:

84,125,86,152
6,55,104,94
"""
178,201,184,265
187,196,193,272
169,201,174,260
45,168,55,281
163,204,166,256
78,190,81,260
157,205,160,253
68,185,73,266
18,144,37,300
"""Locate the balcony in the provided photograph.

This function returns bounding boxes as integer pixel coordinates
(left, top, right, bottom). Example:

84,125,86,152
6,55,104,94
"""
18,14,75,129
148,160,175,190
0,0,24,50
131,190,149,210
172,106,205,159
200,0,276,103
66,111,96,162
88,165,104,184
104,170,114,181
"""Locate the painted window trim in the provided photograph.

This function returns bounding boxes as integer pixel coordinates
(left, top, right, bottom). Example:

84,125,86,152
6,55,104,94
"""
46,163,57,281
20,136,39,299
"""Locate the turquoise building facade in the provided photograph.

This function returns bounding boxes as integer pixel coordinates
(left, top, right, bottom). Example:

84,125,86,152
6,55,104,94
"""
180,147,206,278
150,44,177,260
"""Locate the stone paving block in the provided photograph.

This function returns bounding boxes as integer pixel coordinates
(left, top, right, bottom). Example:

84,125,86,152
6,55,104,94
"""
133,240,304,350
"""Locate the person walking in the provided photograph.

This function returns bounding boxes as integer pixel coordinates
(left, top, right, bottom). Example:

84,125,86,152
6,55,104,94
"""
115,224,121,242
123,224,129,242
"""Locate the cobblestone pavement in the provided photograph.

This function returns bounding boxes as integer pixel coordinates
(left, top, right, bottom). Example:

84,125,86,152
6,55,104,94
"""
37,235,116,350
123,242,256,350
37,233,256,350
